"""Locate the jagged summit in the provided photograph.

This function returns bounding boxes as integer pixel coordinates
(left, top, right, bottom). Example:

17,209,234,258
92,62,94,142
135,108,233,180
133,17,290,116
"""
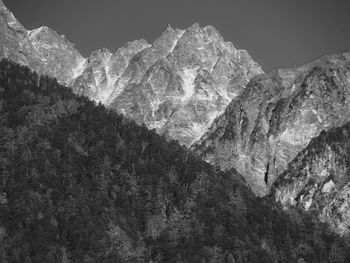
96,23,263,145
0,0,263,146
0,1,85,85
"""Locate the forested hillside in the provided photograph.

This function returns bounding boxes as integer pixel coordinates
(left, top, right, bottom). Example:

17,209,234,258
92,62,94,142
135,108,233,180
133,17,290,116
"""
0,60,348,262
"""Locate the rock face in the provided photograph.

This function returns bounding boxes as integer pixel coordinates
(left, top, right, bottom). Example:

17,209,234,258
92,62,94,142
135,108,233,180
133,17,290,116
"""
0,1,85,85
73,23,263,146
0,2,263,146
271,123,350,235
193,52,350,196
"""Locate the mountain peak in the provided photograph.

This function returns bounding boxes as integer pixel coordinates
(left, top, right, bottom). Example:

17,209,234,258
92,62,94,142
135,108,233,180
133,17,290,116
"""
0,1,84,85
0,1,263,146
102,22,263,145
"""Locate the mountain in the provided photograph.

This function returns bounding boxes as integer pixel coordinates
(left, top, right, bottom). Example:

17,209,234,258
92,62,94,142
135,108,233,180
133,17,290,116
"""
0,1,85,85
193,52,350,196
271,123,350,235
0,1,263,146
0,59,348,263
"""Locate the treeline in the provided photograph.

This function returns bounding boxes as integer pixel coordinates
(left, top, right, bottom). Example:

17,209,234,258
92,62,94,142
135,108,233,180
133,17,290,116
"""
0,59,348,262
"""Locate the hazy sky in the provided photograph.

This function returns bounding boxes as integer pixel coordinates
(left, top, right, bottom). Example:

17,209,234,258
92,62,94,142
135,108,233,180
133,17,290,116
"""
4,0,350,71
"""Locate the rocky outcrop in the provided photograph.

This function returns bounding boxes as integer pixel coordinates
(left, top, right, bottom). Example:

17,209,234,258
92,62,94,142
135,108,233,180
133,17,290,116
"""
71,23,263,146
105,24,263,146
193,52,350,195
0,1,263,146
71,41,151,102
0,0,85,85
271,123,350,235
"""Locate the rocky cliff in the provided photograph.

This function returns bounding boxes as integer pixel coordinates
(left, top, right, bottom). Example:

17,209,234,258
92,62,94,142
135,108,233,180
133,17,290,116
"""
0,1,85,85
271,123,350,235
193,52,350,196
72,23,263,146
0,1,263,146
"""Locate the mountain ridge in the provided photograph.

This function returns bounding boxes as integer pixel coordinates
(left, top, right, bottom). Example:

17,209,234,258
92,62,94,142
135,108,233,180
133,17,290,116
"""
193,51,350,196
0,2,263,146
0,0,85,85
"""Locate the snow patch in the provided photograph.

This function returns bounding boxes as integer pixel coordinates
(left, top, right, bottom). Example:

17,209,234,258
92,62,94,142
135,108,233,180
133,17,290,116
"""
72,58,87,79
191,122,205,142
180,68,197,102
207,111,220,127
104,53,117,84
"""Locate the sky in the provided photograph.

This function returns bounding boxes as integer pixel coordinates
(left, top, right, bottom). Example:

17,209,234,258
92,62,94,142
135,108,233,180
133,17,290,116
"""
4,0,350,72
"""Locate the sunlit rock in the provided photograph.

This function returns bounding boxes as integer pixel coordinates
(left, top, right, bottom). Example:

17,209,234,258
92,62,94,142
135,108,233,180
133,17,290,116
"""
193,53,350,195
0,0,263,146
